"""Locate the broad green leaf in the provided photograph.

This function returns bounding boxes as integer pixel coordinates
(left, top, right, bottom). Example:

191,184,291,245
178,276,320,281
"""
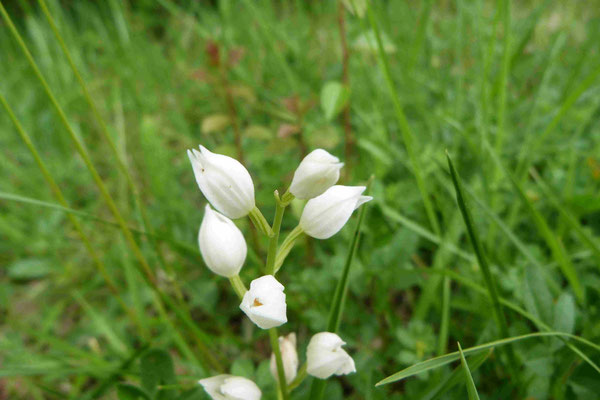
7,258,53,280
201,114,231,134
458,342,481,400
320,81,350,120
523,264,554,323
140,349,177,399
231,358,255,379
117,384,151,400
376,331,600,386
553,293,576,334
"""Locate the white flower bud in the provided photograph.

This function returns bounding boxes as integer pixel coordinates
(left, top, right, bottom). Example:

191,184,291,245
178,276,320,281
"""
306,332,356,379
198,205,247,277
270,333,299,384
199,374,261,400
299,185,372,239
188,145,255,219
240,275,287,329
289,149,344,199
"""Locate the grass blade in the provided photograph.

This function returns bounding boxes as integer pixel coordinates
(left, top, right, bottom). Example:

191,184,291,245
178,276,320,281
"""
458,342,481,400
309,178,372,399
0,2,221,371
530,168,600,265
0,92,142,333
376,331,600,386
446,153,511,342
422,349,492,400
327,177,372,332
425,267,600,375
481,140,584,302
365,0,440,236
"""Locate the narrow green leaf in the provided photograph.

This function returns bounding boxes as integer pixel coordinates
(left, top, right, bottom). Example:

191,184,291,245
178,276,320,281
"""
320,81,350,120
376,331,599,386
446,153,511,346
327,177,372,332
310,178,372,400
422,349,492,400
481,141,584,302
530,168,600,266
365,0,440,236
72,292,128,356
458,342,481,400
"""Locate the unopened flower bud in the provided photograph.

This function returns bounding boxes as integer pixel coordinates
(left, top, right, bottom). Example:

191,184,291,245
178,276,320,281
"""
300,185,372,239
188,145,255,219
199,375,261,400
240,275,287,329
289,149,343,199
270,333,299,384
198,205,247,277
306,332,356,379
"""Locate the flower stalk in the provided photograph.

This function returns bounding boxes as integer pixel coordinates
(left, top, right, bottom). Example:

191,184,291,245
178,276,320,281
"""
269,328,290,400
229,275,247,299
266,191,293,275
274,225,304,273
249,206,273,236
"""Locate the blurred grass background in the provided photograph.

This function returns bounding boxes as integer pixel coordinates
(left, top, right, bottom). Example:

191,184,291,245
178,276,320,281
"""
1,0,600,399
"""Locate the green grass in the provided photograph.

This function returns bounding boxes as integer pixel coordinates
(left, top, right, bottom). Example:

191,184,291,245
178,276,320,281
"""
1,0,600,399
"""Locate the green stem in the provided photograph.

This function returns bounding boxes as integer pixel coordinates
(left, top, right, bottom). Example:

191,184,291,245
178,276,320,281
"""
274,225,304,273
288,362,307,391
269,328,290,400
249,206,273,237
266,191,287,275
229,275,247,300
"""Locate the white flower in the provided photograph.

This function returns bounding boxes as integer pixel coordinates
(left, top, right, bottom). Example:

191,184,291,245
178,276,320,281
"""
270,333,299,384
199,375,261,400
306,332,356,379
289,149,343,199
240,275,287,329
198,205,247,277
188,145,255,219
299,185,372,239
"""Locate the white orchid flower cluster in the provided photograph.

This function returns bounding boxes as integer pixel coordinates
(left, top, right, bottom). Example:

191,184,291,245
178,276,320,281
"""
187,146,371,399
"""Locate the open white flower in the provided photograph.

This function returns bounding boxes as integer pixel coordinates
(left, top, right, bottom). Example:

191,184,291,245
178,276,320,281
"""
188,145,255,219
289,149,343,199
240,275,287,329
270,333,299,384
198,205,247,277
300,185,372,239
306,332,356,379
199,375,261,400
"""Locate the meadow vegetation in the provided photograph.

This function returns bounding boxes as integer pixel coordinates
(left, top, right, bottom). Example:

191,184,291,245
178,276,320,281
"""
1,0,600,399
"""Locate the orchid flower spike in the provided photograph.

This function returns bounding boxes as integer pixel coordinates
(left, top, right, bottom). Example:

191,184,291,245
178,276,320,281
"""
300,185,372,239
199,375,261,400
270,333,299,384
289,149,343,199
306,332,356,379
188,145,255,219
240,275,287,329
198,205,247,277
